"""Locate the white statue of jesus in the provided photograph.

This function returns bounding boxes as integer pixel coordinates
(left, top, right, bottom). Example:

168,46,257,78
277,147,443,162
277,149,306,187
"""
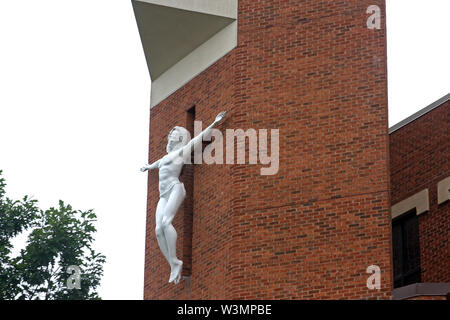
140,111,226,284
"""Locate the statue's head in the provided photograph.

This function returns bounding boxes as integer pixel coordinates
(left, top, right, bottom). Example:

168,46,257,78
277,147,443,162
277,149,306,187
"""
167,126,190,153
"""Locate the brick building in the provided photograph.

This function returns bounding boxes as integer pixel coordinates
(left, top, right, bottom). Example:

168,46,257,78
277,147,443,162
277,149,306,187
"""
132,0,448,299
389,94,449,300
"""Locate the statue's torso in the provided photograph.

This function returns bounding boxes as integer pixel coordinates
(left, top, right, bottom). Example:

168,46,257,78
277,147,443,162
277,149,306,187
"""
158,153,184,197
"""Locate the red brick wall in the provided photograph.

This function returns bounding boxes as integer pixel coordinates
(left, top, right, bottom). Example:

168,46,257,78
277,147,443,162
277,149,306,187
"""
144,53,236,299
144,0,392,299
389,101,450,283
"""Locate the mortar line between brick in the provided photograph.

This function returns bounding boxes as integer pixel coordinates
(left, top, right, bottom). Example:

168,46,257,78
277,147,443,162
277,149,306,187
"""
244,189,389,213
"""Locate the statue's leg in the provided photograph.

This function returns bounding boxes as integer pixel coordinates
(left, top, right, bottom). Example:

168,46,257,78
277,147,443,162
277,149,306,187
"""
161,183,186,283
155,197,171,267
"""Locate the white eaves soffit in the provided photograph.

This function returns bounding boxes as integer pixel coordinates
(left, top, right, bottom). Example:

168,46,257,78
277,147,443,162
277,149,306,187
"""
132,0,238,107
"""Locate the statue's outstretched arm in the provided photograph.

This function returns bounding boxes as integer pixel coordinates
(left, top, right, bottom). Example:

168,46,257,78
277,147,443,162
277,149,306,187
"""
181,111,226,156
140,159,161,172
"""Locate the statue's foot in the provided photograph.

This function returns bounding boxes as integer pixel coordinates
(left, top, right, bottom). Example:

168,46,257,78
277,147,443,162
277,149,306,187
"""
174,265,182,284
169,260,183,284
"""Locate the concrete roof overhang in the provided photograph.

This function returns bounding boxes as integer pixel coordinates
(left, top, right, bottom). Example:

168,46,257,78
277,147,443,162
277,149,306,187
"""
132,0,238,107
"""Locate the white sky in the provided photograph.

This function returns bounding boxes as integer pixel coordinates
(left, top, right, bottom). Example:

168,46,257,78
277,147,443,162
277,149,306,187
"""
0,1,448,300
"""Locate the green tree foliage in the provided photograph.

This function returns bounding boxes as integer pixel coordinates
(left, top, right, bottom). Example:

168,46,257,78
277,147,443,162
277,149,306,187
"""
0,170,105,299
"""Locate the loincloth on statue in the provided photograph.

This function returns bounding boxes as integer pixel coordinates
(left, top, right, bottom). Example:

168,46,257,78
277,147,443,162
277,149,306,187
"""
159,181,184,198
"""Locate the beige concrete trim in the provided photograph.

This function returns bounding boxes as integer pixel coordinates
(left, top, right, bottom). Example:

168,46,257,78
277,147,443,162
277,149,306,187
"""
136,0,238,19
150,21,237,107
391,189,429,219
132,0,238,108
437,176,450,205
